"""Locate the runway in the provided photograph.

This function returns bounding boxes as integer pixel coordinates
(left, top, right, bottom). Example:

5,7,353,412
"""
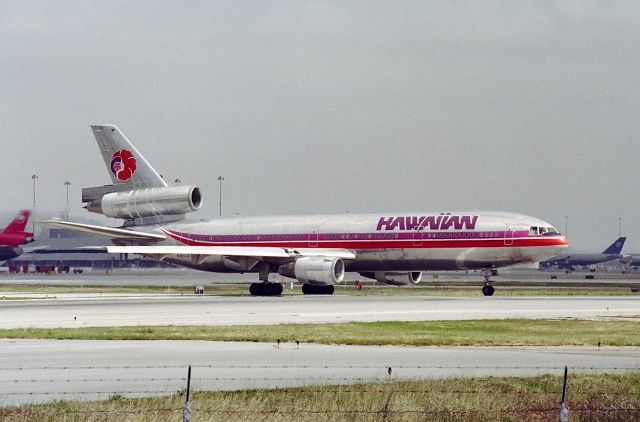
1,339,638,406
0,294,638,329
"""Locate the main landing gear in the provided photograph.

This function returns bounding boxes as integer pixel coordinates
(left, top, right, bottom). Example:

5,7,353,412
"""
249,263,283,297
302,284,335,295
481,268,497,296
249,282,283,296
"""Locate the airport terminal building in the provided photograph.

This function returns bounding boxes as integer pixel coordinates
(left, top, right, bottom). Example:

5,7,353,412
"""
2,228,169,273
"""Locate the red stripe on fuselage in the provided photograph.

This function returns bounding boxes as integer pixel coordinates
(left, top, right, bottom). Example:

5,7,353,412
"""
160,229,567,249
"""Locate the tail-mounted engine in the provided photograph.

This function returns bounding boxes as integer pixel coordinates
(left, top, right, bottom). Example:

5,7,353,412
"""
84,185,202,220
360,271,422,286
278,256,345,285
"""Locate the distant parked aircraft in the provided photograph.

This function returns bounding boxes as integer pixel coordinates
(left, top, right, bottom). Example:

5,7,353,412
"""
538,237,626,271
0,210,34,261
41,125,567,296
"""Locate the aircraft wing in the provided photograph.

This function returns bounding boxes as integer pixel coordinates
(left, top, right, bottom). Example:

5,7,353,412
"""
107,246,357,260
38,220,166,242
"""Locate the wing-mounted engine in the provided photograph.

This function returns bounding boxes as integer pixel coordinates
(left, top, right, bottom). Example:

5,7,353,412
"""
360,271,422,286
84,185,202,223
278,256,345,285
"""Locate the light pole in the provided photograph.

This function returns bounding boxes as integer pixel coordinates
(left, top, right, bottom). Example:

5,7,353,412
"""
217,176,224,217
64,181,71,221
619,217,622,237
31,174,38,234
564,215,568,237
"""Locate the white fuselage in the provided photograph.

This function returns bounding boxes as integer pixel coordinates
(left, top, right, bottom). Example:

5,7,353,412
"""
132,211,567,274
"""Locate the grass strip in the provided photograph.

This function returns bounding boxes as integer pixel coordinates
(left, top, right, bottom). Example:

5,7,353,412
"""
1,373,638,421
1,319,639,346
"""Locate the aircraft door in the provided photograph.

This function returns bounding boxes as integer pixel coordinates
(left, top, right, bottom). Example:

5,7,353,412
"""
308,228,319,248
504,225,514,246
412,230,423,247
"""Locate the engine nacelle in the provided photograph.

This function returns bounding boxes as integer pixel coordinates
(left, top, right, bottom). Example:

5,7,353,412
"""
86,185,202,219
360,271,422,286
278,257,345,285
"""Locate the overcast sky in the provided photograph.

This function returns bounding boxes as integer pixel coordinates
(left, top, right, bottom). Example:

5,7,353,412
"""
2,1,639,252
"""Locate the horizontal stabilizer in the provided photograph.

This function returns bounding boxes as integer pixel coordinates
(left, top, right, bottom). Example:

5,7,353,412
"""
38,220,165,242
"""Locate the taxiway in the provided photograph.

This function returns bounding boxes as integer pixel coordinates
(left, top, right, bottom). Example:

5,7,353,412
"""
0,294,638,329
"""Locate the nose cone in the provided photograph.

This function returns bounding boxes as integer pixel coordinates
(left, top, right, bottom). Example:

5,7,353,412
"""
557,234,569,247
556,235,569,252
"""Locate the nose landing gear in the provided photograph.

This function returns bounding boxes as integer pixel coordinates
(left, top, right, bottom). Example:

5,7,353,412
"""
481,284,495,296
481,268,497,296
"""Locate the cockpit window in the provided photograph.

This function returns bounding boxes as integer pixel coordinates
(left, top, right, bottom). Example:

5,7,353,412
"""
530,226,560,235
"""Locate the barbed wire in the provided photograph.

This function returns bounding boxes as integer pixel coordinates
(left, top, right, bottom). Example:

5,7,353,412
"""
0,364,637,418
4,374,639,385
1,364,638,371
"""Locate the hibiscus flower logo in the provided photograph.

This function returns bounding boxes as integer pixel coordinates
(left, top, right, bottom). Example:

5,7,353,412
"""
110,149,137,181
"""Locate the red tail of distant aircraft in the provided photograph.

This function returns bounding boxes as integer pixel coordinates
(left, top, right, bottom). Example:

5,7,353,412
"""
0,210,34,262
0,210,34,246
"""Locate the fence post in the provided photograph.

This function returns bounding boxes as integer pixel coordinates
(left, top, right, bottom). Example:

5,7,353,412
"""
559,366,569,422
183,365,192,422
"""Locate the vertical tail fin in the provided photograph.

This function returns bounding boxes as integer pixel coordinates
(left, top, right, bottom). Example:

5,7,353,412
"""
90,125,167,190
602,237,626,254
2,210,31,234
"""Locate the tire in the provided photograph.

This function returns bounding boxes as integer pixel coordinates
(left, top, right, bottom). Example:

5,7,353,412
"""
271,283,283,296
250,283,264,296
482,285,495,296
265,283,283,296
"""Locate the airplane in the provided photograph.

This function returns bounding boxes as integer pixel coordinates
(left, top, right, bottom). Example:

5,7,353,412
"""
41,125,568,296
0,210,34,262
538,236,626,271
619,254,640,271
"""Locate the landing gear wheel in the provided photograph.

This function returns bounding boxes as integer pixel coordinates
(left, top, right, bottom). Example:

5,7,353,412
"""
481,285,495,296
249,283,264,296
265,282,283,296
302,284,335,295
249,282,283,297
